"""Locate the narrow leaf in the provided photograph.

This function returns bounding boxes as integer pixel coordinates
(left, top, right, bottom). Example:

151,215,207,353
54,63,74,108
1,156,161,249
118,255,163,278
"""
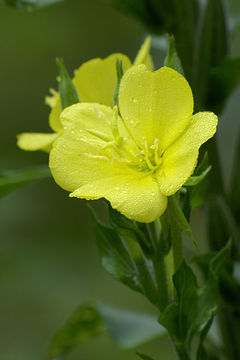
112,0,199,80
0,166,51,198
184,166,211,186
193,0,229,111
56,58,79,110
136,352,155,360
168,195,197,248
158,303,179,340
197,317,214,360
208,56,240,113
89,206,141,292
150,0,199,80
111,0,165,33
230,124,240,218
210,239,231,277
108,204,150,254
192,242,231,335
173,261,198,340
48,301,165,359
207,197,240,258
164,34,184,75
91,205,160,307
4,0,62,10
48,303,104,359
183,152,210,219
113,58,124,106
98,304,165,348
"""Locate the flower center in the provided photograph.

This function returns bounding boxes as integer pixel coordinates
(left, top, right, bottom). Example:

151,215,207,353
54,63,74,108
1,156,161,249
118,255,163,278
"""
85,106,162,173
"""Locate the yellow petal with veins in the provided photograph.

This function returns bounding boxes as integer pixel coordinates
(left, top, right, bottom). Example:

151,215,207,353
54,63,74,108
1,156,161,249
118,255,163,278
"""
49,103,132,192
119,65,193,153
156,112,218,196
49,102,167,222
71,174,167,223
73,53,131,107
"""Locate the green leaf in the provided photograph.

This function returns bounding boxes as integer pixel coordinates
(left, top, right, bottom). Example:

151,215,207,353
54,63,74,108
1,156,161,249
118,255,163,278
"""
163,34,184,75
4,0,62,10
183,153,210,219
89,206,141,293
0,165,51,198
207,197,240,258
56,58,79,110
197,317,214,360
208,56,240,114
230,123,240,219
98,304,165,348
210,239,231,277
150,0,199,80
168,195,197,248
48,302,165,359
159,261,198,342
113,58,124,107
173,261,198,340
90,206,160,307
193,0,229,111
158,302,179,340
136,352,155,360
192,242,231,336
110,0,165,34
158,211,171,256
108,204,150,255
189,178,209,211
191,252,216,279
184,166,211,186
159,249,229,348
48,303,104,360
111,0,199,80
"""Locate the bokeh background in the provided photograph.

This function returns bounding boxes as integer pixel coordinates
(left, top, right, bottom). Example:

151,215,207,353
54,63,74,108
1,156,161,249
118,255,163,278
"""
0,0,240,359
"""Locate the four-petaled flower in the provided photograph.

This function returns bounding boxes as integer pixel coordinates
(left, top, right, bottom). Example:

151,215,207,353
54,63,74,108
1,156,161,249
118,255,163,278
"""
17,38,153,152
49,65,218,223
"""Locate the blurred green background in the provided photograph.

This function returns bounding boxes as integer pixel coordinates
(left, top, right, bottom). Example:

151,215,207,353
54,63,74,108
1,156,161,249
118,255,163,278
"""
0,0,240,359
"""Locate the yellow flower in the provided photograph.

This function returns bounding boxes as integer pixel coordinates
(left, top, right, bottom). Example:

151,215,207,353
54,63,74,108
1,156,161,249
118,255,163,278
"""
49,65,218,223
17,37,153,152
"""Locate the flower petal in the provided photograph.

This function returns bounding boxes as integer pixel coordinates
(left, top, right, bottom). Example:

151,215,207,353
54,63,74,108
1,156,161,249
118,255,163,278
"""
73,54,131,107
49,103,135,192
119,65,193,152
49,102,167,222
17,132,58,152
134,36,154,71
70,174,167,223
49,96,62,132
156,112,218,196
45,88,59,109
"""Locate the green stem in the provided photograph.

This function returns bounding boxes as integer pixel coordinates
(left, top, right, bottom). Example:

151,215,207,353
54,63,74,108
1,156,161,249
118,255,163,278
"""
168,196,184,271
172,226,183,271
173,341,191,360
218,302,240,360
125,236,159,306
207,137,225,196
153,255,169,312
165,248,175,297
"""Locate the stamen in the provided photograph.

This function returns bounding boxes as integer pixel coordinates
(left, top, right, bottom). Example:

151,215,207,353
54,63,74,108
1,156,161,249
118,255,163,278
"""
142,137,156,170
153,138,161,165
86,129,112,142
